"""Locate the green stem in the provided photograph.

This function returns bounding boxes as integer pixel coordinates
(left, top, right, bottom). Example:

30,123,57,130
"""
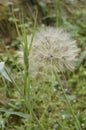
55,0,63,27
54,71,81,130
12,8,44,130
22,9,44,130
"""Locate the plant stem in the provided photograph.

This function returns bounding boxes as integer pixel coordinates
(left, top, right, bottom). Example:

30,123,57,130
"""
12,9,44,130
55,0,63,27
22,9,45,130
54,70,82,130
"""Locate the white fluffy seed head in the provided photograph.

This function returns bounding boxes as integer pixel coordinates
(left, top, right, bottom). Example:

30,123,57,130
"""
18,27,80,77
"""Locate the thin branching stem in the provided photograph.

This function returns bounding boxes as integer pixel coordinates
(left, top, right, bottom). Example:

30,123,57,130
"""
12,8,45,130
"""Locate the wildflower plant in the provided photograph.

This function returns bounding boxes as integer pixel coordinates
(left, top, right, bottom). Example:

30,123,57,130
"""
18,26,81,130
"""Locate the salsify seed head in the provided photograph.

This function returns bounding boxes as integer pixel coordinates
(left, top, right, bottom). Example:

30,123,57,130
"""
18,27,80,76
